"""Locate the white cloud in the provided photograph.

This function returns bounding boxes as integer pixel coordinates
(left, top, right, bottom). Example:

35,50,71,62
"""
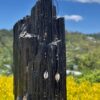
69,0,100,3
60,15,83,22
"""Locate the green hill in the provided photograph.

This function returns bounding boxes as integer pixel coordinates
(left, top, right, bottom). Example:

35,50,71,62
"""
0,30,100,75
0,29,13,75
66,32,100,71
87,33,100,40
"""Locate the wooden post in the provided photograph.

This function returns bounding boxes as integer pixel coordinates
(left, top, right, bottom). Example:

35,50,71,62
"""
13,0,66,100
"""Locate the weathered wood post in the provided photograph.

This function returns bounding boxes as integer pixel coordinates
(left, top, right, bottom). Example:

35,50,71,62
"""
13,0,66,100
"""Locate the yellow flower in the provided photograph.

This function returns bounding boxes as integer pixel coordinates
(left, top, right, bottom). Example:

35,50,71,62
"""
67,76,100,100
0,76,14,100
0,76,99,100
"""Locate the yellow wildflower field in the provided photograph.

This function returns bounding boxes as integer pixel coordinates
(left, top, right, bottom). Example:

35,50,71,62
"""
0,76,100,100
0,76,14,100
67,76,100,100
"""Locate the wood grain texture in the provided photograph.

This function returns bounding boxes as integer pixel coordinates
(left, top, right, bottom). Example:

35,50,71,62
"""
13,0,66,100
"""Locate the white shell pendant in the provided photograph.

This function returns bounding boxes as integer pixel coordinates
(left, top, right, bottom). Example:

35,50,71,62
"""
43,71,49,79
55,73,60,82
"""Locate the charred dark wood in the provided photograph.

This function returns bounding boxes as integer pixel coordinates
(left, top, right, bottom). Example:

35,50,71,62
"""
13,0,66,100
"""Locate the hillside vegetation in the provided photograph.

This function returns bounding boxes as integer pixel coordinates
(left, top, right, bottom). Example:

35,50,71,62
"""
0,30,100,77
66,32,100,82
0,29,13,75
66,32,100,71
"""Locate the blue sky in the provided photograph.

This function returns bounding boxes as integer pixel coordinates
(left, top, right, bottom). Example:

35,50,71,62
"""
0,0,100,33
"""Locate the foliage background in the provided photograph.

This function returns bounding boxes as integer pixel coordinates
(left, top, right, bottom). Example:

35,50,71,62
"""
0,30,13,75
0,30,100,75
